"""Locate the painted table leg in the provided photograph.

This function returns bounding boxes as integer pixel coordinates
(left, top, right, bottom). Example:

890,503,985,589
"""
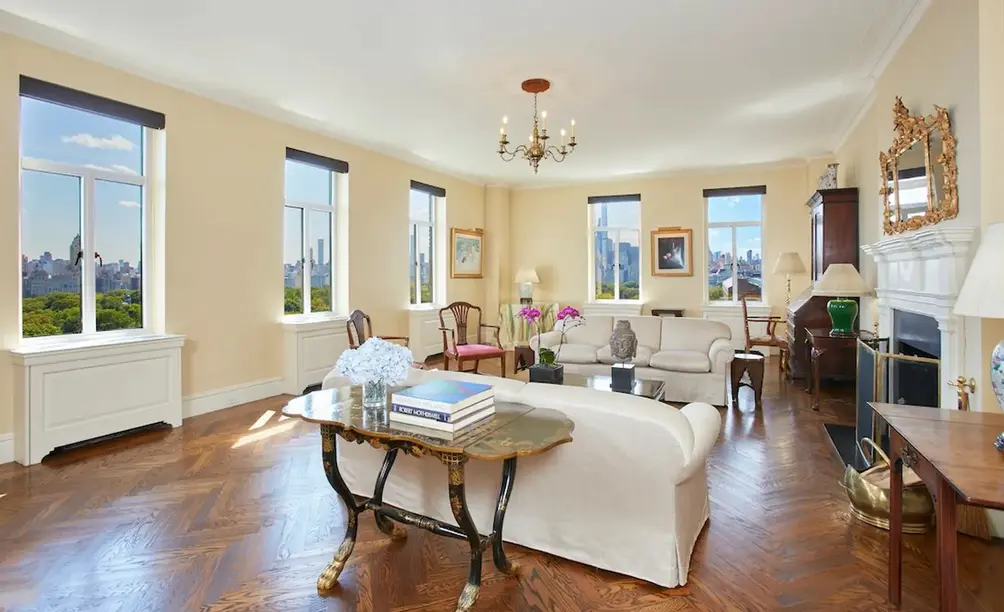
492,457,519,575
372,448,408,540
447,456,482,612
936,477,959,612
889,431,903,607
318,424,362,591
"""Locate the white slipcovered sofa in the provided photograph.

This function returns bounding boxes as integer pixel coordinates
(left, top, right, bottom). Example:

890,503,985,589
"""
531,315,734,405
321,366,722,588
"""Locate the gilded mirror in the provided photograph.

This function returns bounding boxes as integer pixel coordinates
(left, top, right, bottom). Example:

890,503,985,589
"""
880,97,958,234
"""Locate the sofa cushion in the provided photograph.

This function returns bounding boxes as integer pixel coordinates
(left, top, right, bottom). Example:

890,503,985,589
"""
555,343,600,364
620,316,663,350
560,315,613,347
650,349,712,373
597,345,653,366
659,317,731,353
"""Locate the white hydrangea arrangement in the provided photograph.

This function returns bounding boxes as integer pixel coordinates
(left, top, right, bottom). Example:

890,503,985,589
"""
334,337,414,386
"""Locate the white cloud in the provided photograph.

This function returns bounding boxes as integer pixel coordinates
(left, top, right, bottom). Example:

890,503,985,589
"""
62,133,135,151
84,163,113,172
118,200,140,208
111,164,139,175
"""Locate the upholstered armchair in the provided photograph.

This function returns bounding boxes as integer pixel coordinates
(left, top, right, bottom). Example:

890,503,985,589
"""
438,302,506,376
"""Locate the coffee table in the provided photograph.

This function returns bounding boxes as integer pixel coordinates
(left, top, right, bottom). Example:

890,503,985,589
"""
283,387,574,612
560,373,666,401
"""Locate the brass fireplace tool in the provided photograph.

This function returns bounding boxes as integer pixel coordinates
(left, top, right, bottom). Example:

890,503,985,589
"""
948,376,976,411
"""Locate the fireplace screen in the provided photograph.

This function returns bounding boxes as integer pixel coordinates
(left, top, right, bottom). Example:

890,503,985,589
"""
855,338,940,466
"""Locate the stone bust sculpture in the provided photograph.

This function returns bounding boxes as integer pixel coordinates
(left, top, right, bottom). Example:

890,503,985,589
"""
609,320,638,363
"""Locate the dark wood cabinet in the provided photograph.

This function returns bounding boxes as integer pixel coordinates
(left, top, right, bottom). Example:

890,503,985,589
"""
787,188,859,380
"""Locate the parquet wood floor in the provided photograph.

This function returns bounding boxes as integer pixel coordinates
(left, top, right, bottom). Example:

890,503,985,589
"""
2,357,1003,611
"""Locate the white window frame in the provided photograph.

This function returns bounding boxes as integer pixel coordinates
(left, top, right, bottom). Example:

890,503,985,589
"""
705,194,765,305
409,189,437,306
588,198,642,302
284,164,337,318
19,135,153,343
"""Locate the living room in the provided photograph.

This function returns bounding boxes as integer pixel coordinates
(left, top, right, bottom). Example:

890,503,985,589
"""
2,0,1004,610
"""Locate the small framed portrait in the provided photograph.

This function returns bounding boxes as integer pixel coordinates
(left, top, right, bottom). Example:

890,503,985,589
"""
450,228,484,278
651,227,693,277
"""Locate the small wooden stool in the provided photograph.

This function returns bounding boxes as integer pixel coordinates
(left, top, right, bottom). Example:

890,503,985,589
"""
731,351,765,409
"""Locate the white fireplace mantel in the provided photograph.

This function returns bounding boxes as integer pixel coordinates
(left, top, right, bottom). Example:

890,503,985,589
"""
861,226,978,410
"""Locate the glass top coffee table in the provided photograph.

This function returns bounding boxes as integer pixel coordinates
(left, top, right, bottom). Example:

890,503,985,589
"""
560,373,666,401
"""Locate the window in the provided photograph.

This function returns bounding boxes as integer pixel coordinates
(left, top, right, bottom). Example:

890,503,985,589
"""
283,148,347,316
19,76,164,339
409,180,444,305
705,185,765,303
588,195,641,301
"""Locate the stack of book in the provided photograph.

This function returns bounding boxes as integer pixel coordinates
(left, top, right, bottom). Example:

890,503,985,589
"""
390,380,495,438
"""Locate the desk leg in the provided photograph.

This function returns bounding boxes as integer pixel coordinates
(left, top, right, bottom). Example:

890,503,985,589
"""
936,478,959,612
810,347,822,410
372,448,408,540
318,425,362,591
492,457,519,575
804,337,813,393
447,456,482,612
889,430,903,607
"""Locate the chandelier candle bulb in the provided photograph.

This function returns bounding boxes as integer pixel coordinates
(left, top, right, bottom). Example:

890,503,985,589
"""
560,128,566,147
571,119,576,137
541,110,547,130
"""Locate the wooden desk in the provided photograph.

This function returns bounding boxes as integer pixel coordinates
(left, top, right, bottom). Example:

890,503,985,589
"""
805,328,873,410
872,402,1004,611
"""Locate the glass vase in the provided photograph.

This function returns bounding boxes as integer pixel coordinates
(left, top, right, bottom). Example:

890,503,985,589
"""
362,379,388,409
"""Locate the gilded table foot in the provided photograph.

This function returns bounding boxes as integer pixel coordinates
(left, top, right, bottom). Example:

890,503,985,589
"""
318,425,362,591
317,514,358,591
455,582,480,612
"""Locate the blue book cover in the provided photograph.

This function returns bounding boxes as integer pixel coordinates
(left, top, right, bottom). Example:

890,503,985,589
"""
391,379,493,411
391,398,493,423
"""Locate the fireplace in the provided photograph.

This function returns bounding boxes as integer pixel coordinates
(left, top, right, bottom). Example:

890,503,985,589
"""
890,310,941,408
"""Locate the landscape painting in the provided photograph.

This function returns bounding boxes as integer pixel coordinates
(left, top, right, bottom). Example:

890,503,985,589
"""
451,228,483,278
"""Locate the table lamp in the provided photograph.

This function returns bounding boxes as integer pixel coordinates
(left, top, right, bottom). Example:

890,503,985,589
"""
772,252,806,308
953,221,1004,412
811,264,872,335
514,268,539,305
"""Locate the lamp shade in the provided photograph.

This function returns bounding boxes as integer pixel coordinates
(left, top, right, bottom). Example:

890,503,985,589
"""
954,221,1004,318
812,264,872,297
772,252,806,275
514,267,540,284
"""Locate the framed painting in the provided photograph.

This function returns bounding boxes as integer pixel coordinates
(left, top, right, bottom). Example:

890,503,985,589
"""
651,227,693,277
451,228,484,278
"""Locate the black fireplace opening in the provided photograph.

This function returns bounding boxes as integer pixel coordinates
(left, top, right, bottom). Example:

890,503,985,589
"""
891,310,941,408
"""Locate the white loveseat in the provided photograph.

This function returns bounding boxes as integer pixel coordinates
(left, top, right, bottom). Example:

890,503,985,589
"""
530,315,734,405
321,367,722,588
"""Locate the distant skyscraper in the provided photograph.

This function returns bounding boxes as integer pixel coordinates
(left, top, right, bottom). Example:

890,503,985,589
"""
317,238,325,268
747,249,753,264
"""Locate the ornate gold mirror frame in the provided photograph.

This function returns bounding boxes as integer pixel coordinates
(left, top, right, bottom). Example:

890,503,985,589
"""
879,97,958,235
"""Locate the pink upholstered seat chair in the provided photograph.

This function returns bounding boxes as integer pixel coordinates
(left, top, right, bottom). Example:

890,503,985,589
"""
438,302,506,377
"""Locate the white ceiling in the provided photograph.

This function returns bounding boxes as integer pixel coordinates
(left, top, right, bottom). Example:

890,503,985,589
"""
0,0,927,187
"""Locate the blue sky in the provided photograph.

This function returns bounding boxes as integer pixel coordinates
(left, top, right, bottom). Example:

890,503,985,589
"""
283,160,334,266
21,97,143,265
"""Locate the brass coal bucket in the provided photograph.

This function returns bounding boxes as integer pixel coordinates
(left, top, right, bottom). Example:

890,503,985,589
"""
841,438,934,533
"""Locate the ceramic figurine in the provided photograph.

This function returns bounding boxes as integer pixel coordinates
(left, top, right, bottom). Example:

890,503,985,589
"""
609,320,638,362
818,162,839,190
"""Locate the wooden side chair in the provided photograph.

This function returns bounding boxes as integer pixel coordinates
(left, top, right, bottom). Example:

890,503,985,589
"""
741,297,789,376
346,309,409,349
438,302,506,377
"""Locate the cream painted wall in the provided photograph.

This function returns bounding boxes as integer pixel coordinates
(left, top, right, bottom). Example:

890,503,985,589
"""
0,33,485,435
509,162,817,316
835,0,988,408
483,186,511,323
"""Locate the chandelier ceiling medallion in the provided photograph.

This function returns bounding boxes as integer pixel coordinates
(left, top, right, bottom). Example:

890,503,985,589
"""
497,78,577,174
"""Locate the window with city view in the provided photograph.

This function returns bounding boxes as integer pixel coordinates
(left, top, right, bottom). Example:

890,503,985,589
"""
283,148,345,316
589,195,641,301
705,186,765,303
19,81,159,339
409,183,439,305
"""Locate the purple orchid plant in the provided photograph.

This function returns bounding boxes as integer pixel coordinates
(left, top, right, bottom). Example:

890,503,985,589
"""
517,305,584,366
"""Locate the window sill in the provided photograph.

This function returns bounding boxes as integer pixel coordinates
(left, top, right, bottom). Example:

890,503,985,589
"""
10,333,185,366
587,300,643,304
281,313,347,329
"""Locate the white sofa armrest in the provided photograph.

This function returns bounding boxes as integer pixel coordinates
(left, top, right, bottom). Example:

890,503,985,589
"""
530,330,563,353
708,337,734,374
676,402,722,483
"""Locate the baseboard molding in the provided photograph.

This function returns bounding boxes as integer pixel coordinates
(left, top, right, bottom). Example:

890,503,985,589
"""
182,377,284,419
0,433,12,465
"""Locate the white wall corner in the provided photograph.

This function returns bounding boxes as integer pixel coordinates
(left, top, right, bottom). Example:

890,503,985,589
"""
182,378,284,419
0,433,13,465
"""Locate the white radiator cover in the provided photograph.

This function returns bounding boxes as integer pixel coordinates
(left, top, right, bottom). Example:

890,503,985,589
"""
8,334,185,466
282,317,350,395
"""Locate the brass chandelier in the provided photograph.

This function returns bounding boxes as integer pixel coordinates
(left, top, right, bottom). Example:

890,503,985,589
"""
497,78,577,174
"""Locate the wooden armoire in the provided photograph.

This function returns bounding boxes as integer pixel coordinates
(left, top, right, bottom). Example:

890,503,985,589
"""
786,187,859,380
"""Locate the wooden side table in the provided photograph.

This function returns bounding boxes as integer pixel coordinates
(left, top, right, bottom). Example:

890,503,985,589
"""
514,345,535,373
805,328,873,410
730,351,765,409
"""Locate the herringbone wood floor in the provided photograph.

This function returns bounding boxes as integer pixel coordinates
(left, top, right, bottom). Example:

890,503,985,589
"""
2,357,1003,611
